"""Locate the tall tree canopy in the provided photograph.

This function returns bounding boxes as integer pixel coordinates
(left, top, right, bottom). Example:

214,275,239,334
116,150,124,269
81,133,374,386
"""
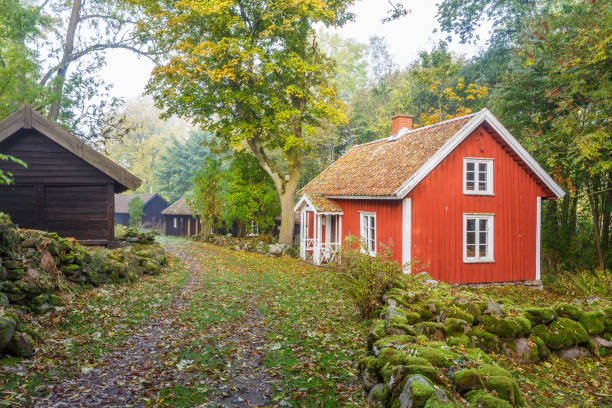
128,0,354,245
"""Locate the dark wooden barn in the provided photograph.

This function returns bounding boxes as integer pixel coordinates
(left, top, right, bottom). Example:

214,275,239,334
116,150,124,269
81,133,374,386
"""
114,193,168,229
162,197,201,237
0,106,141,245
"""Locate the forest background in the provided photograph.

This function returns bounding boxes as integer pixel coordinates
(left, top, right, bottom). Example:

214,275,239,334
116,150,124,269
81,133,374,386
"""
0,0,609,272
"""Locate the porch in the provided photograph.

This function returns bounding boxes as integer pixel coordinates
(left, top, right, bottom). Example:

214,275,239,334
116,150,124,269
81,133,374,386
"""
295,195,343,265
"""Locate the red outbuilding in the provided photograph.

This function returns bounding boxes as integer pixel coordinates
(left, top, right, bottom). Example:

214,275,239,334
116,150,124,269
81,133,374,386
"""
295,109,564,284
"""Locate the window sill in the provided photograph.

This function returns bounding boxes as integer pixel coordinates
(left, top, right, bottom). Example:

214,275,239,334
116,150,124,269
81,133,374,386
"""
463,258,495,264
463,191,495,196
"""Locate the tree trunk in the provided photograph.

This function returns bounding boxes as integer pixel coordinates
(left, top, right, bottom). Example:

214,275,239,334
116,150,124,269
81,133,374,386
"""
587,188,605,271
278,185,297,245
48,0,82,121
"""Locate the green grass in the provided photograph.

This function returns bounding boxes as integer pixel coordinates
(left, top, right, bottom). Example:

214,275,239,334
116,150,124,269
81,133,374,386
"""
0,253,189,407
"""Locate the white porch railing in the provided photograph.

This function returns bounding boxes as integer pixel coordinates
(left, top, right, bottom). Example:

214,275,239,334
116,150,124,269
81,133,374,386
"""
303,239,340,265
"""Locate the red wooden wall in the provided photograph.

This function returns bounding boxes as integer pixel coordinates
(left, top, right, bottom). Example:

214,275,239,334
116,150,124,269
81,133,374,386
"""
334,199,403,264
407,125,547,283
326,124,548,284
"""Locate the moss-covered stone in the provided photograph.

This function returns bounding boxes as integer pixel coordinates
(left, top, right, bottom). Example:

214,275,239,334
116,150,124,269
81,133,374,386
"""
446,306,475,325
366,383,390,408
522,307,556,325
469,328,500,353
413,322,446,340
515,317,532,337
0,315,16,350
444,318,471,336
410,380,435,408
447,334,470,347
373,335,417,352
451,368,485,393
465,390,513,408
411,343,459,368
423,396,459,408
554,303,583,320
578,311,606,335
479,315,522,338
483,375,525,407
368,320,387,349
532,317,590,350
379,348,433,368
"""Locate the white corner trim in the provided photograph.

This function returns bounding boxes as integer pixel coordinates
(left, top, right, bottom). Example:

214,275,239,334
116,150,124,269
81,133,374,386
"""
536,197,542,280
402,198,411,270
394,109,565,199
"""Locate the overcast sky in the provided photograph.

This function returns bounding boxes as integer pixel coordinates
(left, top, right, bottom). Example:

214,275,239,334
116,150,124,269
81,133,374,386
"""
99,0,491,101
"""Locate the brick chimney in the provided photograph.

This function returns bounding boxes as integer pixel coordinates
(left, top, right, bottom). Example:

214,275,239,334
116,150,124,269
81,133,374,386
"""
391,114,413,136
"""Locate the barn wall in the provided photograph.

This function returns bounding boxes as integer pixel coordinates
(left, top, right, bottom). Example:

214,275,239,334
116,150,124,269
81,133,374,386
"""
143,195,168,228
334,199,403,264
408,125,548,283
164,215,201,237
0,129,116,244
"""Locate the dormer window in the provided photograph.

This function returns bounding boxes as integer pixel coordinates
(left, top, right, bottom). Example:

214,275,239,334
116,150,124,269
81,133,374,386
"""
464,158,493,195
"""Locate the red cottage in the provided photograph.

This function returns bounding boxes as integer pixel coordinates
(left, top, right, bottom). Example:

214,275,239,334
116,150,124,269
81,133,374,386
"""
296,109,564,284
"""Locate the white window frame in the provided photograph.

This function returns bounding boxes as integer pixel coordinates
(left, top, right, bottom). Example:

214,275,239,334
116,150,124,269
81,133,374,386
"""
247,220,259,237
360,212,377,256
463,158,494,195
173,217,177,228
463,213,495,263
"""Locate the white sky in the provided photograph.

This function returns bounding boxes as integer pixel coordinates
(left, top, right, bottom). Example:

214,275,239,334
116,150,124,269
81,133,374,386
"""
99,0,491,100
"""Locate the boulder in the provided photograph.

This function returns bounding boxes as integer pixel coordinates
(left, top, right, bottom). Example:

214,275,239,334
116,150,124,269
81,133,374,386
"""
578,311,606,336
268,244,284,256
0,315,16,350
591,335,612,349
413,322,446,341
7,332,35,357
398,375,434,408
482,301,506,317
366,383,389,408
444,318,471,336
6,267,25,281
479,315,523,338
0,267,6,280
522,307,556,325
556,346,591,361
465,390,512,408
532,317,589,350
554,303,583,320
468,328,500,353
500,337,546,363
0,292,8,307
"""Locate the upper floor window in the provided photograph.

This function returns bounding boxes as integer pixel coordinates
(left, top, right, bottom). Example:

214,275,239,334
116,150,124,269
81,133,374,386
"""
463,214,494,263
360,212,376,256
464,158,493,195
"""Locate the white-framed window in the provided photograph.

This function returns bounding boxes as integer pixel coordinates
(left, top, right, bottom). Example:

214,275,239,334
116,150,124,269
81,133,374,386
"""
173,217,177,228
463,214,494,263
463,158,493,195
247,220,259,237
360,212,377,256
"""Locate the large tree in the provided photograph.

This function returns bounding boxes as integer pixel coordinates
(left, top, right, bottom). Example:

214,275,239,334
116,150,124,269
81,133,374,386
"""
129,0,353,245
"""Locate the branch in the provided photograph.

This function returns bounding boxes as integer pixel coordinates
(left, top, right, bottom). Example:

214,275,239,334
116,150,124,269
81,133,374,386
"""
40,42,159,86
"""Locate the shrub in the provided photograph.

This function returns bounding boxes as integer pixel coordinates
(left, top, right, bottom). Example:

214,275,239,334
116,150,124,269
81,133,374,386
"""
543,269,611,299
331,235,404,319
128,197,144,227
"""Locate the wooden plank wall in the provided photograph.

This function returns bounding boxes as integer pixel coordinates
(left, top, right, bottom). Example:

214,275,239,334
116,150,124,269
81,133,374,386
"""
0,129,117,244
408,125,548,283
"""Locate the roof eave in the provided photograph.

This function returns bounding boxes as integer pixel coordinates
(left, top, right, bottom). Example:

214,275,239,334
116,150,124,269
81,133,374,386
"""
394,109,565,200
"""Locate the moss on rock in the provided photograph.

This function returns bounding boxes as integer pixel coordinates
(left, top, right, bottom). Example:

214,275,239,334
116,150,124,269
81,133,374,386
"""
469,328,500,353
479,315,522,338
532,317,590,350
414,322,446,341
446,306,475,325
522,307,556,325
578,311,606,336
444,318,471,336
465,390,513,408
554,303,583,320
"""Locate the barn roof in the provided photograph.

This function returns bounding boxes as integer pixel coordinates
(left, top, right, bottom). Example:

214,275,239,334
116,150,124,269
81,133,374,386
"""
161,197,197,216
115,193,161,214
301,109,565,199
0,106,141,191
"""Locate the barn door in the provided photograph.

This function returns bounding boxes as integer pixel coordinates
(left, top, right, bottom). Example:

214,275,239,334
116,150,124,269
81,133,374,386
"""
0,185,42,229
44,185,108,241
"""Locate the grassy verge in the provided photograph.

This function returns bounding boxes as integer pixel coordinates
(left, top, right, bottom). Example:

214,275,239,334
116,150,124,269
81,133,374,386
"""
154,241,368,407
0,252,189,407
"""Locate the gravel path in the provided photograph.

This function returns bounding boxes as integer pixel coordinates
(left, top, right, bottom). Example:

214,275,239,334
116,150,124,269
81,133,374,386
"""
35,242,273,408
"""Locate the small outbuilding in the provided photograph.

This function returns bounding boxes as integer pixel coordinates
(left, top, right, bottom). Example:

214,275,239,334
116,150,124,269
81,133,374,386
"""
0,106,141,245
114,193,168,229
161,197,202,237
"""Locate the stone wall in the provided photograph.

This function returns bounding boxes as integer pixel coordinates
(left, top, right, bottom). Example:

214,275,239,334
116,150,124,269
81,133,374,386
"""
0,213,168,359
361,273,611,407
